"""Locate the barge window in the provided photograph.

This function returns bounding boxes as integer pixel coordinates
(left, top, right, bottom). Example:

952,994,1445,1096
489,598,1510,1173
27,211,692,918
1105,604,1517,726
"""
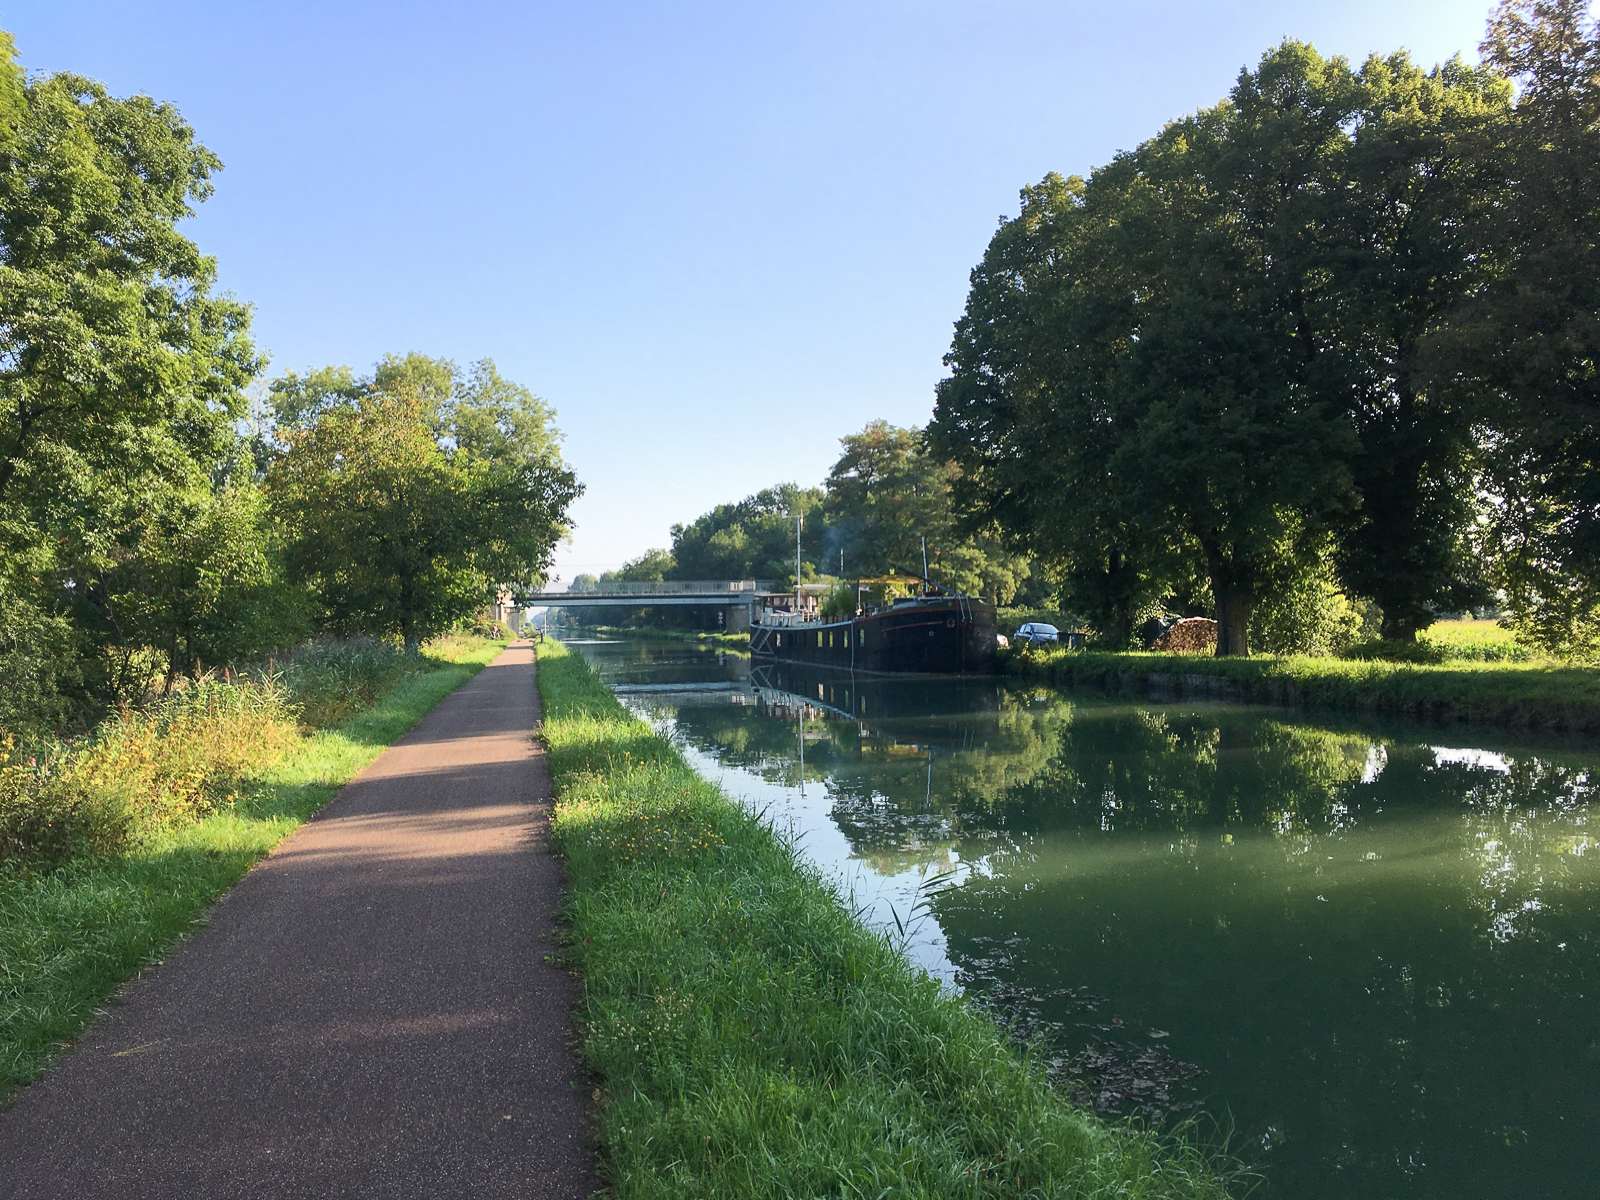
775,634,782,648
857,628,865,646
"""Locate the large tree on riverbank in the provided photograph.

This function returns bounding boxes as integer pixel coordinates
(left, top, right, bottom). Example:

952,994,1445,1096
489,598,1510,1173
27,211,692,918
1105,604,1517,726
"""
934,41,1509,653
0,36,269,728
1448,0,1600,653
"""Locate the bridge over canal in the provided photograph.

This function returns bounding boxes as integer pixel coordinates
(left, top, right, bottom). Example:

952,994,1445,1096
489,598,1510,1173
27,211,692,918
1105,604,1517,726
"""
517,580,775,632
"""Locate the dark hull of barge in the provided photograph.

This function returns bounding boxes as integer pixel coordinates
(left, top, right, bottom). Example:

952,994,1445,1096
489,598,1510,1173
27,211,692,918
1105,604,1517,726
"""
748,597,998,675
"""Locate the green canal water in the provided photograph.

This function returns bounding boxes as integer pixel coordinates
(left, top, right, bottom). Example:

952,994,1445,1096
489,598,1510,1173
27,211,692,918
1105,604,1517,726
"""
569,636,1600,1200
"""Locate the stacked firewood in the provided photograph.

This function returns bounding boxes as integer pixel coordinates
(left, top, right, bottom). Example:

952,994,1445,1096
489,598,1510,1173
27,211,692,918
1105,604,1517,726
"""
1152,617,1217,654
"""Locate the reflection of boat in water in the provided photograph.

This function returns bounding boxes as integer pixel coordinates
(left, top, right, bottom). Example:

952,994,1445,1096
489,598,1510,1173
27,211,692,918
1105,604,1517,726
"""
749,583,998,675
750,661,999,747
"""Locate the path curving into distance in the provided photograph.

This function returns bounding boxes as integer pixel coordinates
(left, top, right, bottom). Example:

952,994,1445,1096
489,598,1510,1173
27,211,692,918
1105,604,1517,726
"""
0,640,595,1199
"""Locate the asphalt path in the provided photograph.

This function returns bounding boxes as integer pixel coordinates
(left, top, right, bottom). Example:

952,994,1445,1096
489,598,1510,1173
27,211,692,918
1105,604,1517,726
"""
0,639,596,1198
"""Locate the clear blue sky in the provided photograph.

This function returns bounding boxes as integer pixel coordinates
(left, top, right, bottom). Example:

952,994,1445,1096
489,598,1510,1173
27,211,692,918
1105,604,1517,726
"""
10,1,1497,581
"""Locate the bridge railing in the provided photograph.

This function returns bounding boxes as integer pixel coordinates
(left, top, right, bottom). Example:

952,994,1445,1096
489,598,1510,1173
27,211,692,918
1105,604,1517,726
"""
532,579,774,598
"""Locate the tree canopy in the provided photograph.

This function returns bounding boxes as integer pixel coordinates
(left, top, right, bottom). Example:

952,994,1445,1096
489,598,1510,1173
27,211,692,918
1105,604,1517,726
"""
933,8,1600,655
822,421,1030,603
265,356,579,652
0,16,583,733
0,45,265,728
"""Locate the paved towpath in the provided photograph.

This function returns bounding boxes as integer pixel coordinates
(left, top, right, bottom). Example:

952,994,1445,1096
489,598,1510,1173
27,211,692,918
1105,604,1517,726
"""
0,640,595,1199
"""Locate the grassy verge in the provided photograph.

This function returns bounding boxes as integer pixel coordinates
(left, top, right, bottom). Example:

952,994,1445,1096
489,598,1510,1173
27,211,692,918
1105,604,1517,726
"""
538,640,1236,1199
584,625,748,649
0,635,507,1099
1003,646,1600,732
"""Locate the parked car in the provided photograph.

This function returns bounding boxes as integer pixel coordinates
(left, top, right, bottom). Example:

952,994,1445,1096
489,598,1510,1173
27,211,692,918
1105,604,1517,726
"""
1013,622,1059,646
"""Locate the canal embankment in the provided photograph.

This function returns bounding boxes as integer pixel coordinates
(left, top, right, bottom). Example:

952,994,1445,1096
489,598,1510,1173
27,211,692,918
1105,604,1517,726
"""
536,639,1239,1198
1002,647,1600,733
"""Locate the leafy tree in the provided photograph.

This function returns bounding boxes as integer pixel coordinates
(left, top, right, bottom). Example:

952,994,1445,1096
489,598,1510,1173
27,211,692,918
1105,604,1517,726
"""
822,421,1031,603
267,365,366,431
1463,0,1600,651
96,481,303,693
373,352,456,413
931,171,1188,645
937,62,1357,656
669,484,826,586
615,549,676,582
0,37,265,727
1312,53,1509,638
936,40,1506,653
443,358,564,466
267,376,579,652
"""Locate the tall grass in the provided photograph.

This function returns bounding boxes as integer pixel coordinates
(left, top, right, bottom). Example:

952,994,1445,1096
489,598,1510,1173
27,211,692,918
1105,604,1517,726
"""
0,634,507,1098
1,681,300,871
273,635,421,727
0,637,431,873
1418,618,1538,663
539,640,1241,1199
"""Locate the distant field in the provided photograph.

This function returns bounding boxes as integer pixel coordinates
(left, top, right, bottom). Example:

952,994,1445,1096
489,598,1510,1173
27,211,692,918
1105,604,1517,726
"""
1419,619,1538,662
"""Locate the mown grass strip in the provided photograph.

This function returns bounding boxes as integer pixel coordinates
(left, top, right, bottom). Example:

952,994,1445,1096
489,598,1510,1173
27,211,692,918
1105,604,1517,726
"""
0,637,507,1099
1004,647,1600,732
538,640,1238,1199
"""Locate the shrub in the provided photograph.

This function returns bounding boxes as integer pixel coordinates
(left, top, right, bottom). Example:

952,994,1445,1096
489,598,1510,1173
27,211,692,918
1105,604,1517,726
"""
0,678,299,872
0,737,131,868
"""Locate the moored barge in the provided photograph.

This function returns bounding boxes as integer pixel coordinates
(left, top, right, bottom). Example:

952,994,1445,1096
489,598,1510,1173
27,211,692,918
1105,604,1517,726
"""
749,586,999,674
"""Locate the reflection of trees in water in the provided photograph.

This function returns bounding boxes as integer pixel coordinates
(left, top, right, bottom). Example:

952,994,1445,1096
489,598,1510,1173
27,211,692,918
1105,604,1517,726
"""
664,686,1600,947
1449,755,1596,945
975,708,1374,841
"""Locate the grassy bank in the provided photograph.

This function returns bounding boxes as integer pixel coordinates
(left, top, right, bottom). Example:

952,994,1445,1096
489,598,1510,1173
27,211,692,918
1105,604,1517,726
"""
537,640,1236,1199
584,625,748,649
1003,646,1600,732
0,635,507,1098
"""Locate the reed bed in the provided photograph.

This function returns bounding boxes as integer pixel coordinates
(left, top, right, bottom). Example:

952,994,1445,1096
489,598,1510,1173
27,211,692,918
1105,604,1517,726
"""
538,640,1240,1199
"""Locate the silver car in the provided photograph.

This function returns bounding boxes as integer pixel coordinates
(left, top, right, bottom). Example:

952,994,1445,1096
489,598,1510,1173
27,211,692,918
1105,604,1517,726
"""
1014,622,1059,646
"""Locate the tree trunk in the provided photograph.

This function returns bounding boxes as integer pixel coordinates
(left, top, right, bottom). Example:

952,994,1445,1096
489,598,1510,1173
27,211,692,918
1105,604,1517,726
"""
1213,583,1252,657
1379,613,1420,642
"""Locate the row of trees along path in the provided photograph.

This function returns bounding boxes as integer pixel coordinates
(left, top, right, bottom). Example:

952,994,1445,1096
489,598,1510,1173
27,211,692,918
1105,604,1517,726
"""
0,642,596,1199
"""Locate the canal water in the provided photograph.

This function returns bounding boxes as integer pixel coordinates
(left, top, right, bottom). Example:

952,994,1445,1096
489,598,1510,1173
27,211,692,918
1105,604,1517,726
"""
568,636,1600,1200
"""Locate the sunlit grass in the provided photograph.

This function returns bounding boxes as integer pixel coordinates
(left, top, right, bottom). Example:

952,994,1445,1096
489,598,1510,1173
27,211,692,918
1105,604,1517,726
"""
538,639,1242,1199
0,635,507,1099
1419,618,1537,662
